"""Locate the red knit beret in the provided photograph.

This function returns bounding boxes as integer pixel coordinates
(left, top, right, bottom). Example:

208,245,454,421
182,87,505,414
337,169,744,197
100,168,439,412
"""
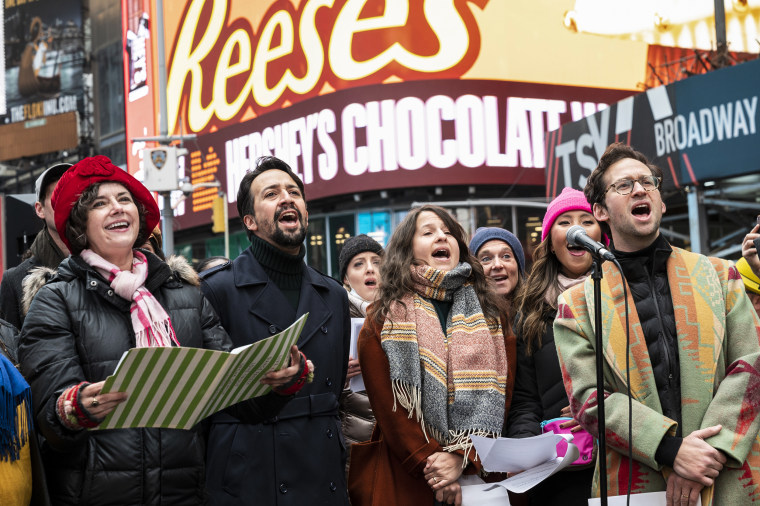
51,155,160,250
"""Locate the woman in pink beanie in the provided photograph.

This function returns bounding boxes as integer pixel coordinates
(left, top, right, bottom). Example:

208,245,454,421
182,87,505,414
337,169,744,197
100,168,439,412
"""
506,187,602,506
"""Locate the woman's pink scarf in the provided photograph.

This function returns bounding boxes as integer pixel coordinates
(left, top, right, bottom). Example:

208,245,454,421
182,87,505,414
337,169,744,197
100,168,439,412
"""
80,249,179,348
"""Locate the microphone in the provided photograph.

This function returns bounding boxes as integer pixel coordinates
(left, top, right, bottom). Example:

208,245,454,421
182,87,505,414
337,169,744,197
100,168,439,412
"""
566,225,615,261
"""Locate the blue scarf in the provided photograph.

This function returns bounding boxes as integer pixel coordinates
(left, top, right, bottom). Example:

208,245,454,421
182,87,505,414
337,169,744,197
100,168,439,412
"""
0,353,32,462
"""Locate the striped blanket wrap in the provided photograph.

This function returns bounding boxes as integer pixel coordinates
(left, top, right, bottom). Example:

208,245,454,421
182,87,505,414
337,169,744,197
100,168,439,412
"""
380,263,506,458
554,247,760,504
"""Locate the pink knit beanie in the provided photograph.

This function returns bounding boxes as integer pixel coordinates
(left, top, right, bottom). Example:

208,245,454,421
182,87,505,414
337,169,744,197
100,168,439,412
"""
541,187,594,241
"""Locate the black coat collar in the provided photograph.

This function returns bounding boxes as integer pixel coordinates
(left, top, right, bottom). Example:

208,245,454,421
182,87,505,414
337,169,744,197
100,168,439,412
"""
232,247,333,347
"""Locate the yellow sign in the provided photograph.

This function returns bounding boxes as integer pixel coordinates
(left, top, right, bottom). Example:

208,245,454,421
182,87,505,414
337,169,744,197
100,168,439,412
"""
211,195,226,233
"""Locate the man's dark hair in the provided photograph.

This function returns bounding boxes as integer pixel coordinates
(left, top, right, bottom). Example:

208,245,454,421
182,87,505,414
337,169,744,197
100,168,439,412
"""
236,156,306,239
584,143,663,209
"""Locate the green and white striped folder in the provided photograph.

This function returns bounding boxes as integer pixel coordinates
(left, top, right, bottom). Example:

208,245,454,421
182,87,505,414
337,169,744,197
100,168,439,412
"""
94,313,308,430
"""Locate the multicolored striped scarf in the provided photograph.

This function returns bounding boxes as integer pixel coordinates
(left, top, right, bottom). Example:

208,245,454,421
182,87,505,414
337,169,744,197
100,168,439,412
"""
381,262,507,455
81,249,179,348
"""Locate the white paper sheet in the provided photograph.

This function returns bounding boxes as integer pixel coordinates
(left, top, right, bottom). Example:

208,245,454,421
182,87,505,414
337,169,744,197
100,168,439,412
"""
471,432,565,473
588,491,701,505
470,433,580,494
460,475,511,506
500,443,578,493
349,317,366,392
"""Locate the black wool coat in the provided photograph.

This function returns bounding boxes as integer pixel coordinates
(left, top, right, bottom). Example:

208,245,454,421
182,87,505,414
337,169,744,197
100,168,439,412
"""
200,246,351,506
0,255,42,330
0,228,67,330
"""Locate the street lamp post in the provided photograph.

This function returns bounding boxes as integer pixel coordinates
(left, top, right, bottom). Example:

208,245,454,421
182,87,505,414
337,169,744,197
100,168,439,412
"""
133,135,196,256
222,190,229,259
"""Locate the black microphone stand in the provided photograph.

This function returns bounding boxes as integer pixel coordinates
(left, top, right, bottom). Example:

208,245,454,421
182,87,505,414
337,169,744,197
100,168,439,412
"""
591,257,607,505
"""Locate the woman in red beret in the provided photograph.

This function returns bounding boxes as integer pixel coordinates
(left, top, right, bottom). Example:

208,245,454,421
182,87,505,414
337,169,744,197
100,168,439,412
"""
18,156,309,505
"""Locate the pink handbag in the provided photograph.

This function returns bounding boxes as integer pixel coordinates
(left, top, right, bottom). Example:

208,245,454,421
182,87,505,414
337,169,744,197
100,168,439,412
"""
541,417,595,467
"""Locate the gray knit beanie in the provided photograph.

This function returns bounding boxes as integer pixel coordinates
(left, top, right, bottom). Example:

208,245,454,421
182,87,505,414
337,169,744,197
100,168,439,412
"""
338,234,383,281
469,227,525,275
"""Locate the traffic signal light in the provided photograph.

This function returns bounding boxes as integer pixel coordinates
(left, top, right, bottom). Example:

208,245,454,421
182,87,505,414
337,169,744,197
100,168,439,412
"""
211,195,226,233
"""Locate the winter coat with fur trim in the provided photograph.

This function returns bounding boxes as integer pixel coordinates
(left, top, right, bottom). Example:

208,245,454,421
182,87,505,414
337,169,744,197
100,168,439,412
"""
18,252,289,505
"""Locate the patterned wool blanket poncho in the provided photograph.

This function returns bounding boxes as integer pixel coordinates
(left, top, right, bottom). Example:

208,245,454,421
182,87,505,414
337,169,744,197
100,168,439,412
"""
380,263,507,456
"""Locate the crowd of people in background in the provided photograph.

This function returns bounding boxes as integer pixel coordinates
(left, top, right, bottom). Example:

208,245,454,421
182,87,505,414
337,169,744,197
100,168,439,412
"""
0,144,759,506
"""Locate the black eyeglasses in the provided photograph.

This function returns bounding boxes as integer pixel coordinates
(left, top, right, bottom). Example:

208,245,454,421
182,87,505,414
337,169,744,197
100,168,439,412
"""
606,175,661,195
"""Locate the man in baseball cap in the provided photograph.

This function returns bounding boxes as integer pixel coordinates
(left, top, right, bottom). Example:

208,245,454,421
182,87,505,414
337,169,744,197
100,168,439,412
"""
0,162,71,329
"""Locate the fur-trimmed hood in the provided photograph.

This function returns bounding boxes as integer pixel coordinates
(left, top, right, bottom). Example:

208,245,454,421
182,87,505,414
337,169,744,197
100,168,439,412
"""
21,253,199,317
21,266,57,319
166,254,199,287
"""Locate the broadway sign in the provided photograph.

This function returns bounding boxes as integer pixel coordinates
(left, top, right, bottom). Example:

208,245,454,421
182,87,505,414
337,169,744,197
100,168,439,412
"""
545,58,760,198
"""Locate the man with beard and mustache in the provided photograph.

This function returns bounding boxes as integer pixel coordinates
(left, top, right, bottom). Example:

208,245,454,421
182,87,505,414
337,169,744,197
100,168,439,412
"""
200,156,350,506
553,143,760,506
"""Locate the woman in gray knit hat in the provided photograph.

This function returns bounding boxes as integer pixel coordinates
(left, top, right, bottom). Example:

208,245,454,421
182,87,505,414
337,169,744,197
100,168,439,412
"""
468,226,524,495
337,234,383,475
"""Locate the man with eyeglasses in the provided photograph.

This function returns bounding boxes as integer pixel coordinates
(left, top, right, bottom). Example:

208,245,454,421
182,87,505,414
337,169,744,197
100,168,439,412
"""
553,143,760,506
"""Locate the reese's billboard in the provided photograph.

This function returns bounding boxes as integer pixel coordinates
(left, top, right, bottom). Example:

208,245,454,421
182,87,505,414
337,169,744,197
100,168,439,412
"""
125,0,644,229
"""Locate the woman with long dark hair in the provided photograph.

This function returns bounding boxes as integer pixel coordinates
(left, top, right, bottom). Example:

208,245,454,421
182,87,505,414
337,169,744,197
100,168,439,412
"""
507,187,602,505
349,205,508,506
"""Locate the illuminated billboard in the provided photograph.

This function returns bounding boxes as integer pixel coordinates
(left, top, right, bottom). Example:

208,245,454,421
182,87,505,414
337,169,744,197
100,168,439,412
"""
545,58,760,198
122,0,158,178
1,3,5,116
2,0,84,126
124,0,646,229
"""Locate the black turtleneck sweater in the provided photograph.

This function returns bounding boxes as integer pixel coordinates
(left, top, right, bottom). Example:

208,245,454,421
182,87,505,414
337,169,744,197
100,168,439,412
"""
612,233,682,467
249,234,305,310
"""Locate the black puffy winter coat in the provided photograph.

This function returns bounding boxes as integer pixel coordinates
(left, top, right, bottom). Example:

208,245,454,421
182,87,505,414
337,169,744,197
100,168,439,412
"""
19,253,236,505
612,234,681,434
507,308,595,506
507,310,567,438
